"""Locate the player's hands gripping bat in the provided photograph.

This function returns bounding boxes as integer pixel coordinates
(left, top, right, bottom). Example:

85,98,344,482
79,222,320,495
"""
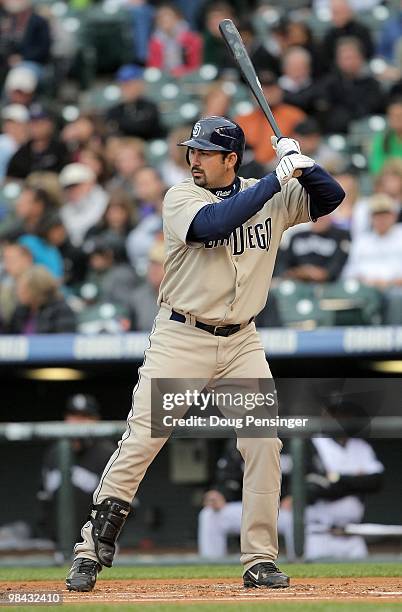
219,18,302,177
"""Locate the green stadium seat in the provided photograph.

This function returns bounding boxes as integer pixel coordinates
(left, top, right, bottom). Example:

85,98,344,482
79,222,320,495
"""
271,280,334,329
316,280,383,326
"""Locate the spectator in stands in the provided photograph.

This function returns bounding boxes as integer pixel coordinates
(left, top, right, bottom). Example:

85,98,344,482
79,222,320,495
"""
18,223,64,280
80,234,140,314
292,119,344,172
281,19,324,78
147,3,202,77
202,2,236,73
343,194,402,304
25,171,63,209
279,47,318,116
317,37,384,134
129,239,164,331
374,160,402,220
79,146,111,187
0,186,57,242
124,0,155,66
0,241,33,328
59,163,108,247
5,265,76,334
320,0,374,70
84,189,136,260
106,65,164,140
0,104,29,181
107,137,146,196
41,213,87,288
235,71,305,166
61,116,100,161
369,97,402,175
7,104,69,179
159,125,191,187
376,3,402,66
3,65,38,107
281,214,350,282
0,0,51,78
36,394,116,545
126,167,165,276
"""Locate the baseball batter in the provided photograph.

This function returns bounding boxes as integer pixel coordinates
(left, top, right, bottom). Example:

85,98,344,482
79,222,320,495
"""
66,116,344,591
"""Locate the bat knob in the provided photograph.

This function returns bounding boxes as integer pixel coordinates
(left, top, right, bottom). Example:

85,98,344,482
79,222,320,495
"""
293,170,302,178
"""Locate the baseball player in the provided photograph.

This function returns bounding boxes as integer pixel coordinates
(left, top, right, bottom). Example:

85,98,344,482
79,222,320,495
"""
66,116,344,591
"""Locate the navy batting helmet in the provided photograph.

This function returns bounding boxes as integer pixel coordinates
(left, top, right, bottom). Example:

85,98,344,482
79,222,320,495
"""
178,116,245,168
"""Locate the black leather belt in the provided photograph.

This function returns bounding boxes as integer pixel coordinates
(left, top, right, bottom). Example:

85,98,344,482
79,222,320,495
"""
169,309,253,337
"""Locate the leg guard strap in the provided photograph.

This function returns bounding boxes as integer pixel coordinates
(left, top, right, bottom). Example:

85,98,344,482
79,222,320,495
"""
90,497,131,567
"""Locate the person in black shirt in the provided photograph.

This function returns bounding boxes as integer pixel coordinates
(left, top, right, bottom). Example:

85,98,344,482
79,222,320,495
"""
106,65,165,140
7,104,69,179
281,215,350,283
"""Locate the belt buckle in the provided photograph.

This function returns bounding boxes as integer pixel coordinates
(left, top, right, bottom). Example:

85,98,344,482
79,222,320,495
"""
214,325,231,337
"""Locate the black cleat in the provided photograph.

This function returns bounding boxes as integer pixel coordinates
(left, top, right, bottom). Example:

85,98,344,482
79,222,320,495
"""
243,562,290,589
66,558,102,592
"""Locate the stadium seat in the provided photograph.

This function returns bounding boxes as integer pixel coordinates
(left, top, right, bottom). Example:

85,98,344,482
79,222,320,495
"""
316,280,383,326
271,281,334,329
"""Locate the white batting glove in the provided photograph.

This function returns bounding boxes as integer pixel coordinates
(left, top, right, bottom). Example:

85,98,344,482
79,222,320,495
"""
275,153,314,186
271,136,301,159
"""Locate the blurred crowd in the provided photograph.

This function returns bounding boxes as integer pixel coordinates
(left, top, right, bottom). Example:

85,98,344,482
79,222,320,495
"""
1,0,402,334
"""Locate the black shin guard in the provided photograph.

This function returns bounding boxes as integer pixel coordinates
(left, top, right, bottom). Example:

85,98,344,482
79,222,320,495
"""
90,497,131,567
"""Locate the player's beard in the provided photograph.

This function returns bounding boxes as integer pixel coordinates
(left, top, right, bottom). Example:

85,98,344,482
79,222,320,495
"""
192,169,207,188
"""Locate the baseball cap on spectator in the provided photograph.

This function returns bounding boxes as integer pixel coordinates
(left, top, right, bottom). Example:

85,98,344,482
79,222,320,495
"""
369,193,399,214
59,163,96,188
2,104,29,123
5,66,38,93
29,103,54,121
116,64,144,82
65,394,100,418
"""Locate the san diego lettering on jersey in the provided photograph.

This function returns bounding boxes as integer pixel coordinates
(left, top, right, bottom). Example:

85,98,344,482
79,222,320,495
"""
205,217,272,255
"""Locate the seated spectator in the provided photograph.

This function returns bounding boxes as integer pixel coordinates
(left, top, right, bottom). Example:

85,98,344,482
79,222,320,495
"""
123,0,155,66
198,428,383,560
7,104,69,179
18,229,63,280
79,146,111,186
235,71,305,166
129,239,164,330
36,394,116,545
25,171,63,209
317,36,384,134
107,137,146,196
41,213,87,288
147,3,202,77
202,2,236,73
0,185,57,242
374,159,402,221
376,4,402,66
0,105,29,181
369,97,402,175
61,116,101,161
279,47,318,116
3,65,38,107
85,189,136,260
106,65,165,140
80,234,140,313
0,0,51,77
0,242,33,327
126,167,165,275
320,0,374,70
343,194,402,322
282,214,350,283
5,265,76,334
159,126,191,187
292,119,344,172
59,163,108,247
278,18,324,78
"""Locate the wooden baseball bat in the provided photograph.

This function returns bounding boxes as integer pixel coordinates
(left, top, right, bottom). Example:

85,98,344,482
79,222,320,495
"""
219,18,302,177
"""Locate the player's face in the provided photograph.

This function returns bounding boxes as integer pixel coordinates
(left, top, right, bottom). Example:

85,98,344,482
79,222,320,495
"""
189,148,236,188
